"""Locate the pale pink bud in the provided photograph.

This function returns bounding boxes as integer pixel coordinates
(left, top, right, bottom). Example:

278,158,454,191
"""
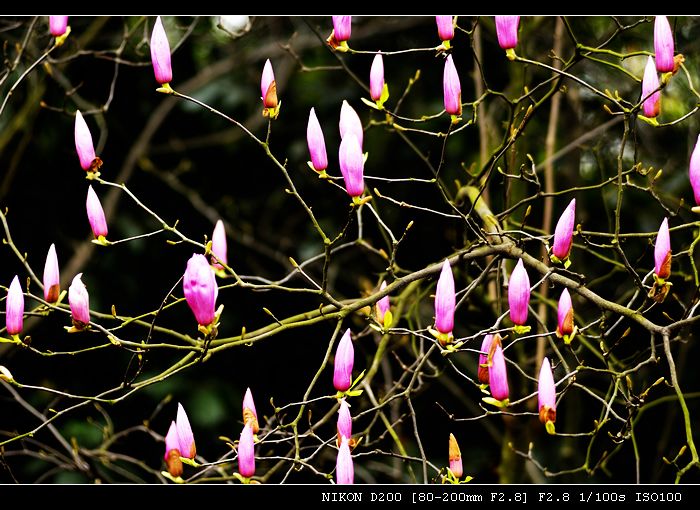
183,253,218,327
375,281,390,325
49,16,68,37
6,276,24,336
307,108,328,172
434,259,455,335
164,420,183,478
176,402,196,459
243,387,259,434
86,185,108,239
332,16,351,42
642,56,660,118
339,100,363,147
495,16,520,50
43,244,60,303
337,398,352,441
150,16,172,85
74,110,96,171
508,259,530,326
436,16,454,42
338,133,365,198
489,343,509,401
333,329,354,392
552,198,576,261
261,59,278,109
211,220,227,270
336,436,354,484
443,54,462,116
448,433,463,478
556,288,574,338
654,217,671,279
68,273,90,327
238,423,256,478
370,53,384,102
654,16,675,73
690,134,700,206
538,357,557,427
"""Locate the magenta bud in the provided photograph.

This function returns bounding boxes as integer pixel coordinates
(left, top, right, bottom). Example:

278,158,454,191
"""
164,420,183,478
176,402,196,459
495,16,520,50
332,16,352,42
654,16,675,73
86,185,108,239
336,436,354,484
552,198,576,261
508,259,530,326
151,16,172,85
49,16,68,37
642,56,661,118
333,329,354,392
337,398,352,441
74,110,97,172
238,423,256,479
654,217,671,279
443,54,462,116
6,275,24,336
556,288,574,338
211,220,228,270
261,59,278,109
375,281,390,325
307,108,328,172
690,134,700,206
434,259,455,336
243,387,259,434
489,343,509,401
338,134,365,198
436,16,454,43
538,357,557,429
43,244,60,303
370,53,385,102
68,273,90,327
448,433,462,478
183,253,218,327
339,100,363,147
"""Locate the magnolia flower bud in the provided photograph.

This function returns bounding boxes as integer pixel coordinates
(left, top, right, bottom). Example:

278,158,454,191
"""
307,108,328,173
337,398,352,444
217,16,251,38
489,343,509,402
164,420,183,478
538,357,557,434
436,16,454,43
448,433,463,478
552,198,576,263
183,254,218,327
86,186,108,240
336,436,354,484
556,288,575,342
508,259,530,327
43,244,60,303
375,281,391,326
333,329,354,392
370,53,385,103
338,133,365,198
74,110,101,173
176,403,196,459
261,59,278,109
238,423,256,479
243,387,259,434
478,333,501,384
434,259,455,340
495,16,520,50
332,16,351,42
642,55,660,118
654,217,671,280
150,16,172,86
443,55,462,117
6,276,24,336
68,273,90,328
339,100,363,147
654,16,675,73
690,134,700,207
211,220,228,270
49,16,68,37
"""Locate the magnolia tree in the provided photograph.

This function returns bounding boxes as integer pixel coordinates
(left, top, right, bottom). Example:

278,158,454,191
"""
0,15,699,484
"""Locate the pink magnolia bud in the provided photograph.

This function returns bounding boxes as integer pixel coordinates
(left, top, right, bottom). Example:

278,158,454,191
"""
211,220,227,270
448,433,463,478
489,343,509,402
333,329,354,392
508,259,530,327
68,273,90,327
307,108,328,172
552,198,576,261
261,59,278,109
339,100,363,147
478,333,501,385
238,423,256,478
183,253,218,327
690,134,700,206
176,403,196,459
495,16,520,50
43,244,60,303
74,110,99,172
337,398,352,443
436,16,454,43
243,387,259,434
642,56,660,118
49,16,68,37
164,420,183,478
370,53,385,102
336,436,354,484
332,16,351,42
443,54,462,116
86,185,108,239
538,357,557,432
654,217,671,279
375,281,390,325
150,16,172,85
434,259,455,336
654,16,675,73
6,276,24,336
338,133,365,198
556,288,574,338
